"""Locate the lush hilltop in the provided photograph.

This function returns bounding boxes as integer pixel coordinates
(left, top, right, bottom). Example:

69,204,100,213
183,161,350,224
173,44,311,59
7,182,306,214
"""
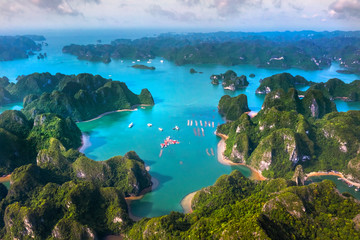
210,70,249,91
0,147,151,239
0,110,81,176
126,170,360,239
0,36,44,61
63,31,360,73
256,72,313,94
0,109,152,239
1,72,154,121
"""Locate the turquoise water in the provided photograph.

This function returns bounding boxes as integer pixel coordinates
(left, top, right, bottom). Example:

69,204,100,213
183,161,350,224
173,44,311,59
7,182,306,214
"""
308,175,360,200
1,30,360,217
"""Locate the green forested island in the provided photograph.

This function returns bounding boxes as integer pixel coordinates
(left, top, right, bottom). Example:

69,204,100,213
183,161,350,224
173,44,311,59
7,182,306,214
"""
308,78,360,101
216,87,360,181
62,31,360,74
131,64,156,70
0,36,44,61
211,70,249,91
1,72,154,121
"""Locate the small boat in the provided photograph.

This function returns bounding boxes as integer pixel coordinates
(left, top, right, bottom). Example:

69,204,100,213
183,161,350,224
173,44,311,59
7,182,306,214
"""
141,106,145,109
137,59,140,62
132,61,135,63
355,188,359,192
349,184,354,187
158,128,163,131
160,60,164,63
173,126,179,130
128,122,134,128
147,123,152,127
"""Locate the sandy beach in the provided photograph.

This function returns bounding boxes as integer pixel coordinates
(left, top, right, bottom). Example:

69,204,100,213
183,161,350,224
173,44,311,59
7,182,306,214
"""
306,171,360,188
78,108,138,123
216,134,266,181
125,177,159,221
0,174,11,183
180,191,198,214
78,133,91,153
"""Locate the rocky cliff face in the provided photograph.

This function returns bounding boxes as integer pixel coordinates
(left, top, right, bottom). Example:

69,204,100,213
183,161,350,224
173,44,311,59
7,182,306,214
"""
218,94,250,121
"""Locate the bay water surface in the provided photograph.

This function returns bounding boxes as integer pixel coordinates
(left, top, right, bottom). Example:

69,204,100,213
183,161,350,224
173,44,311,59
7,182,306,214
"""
1,30,360,217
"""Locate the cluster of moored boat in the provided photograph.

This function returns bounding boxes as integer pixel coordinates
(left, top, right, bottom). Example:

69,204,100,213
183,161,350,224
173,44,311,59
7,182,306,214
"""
128,122,179,132
160,136,180,148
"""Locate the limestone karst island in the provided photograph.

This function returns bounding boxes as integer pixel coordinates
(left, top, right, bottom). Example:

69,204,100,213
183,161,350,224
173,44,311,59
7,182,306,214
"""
1,0,360,239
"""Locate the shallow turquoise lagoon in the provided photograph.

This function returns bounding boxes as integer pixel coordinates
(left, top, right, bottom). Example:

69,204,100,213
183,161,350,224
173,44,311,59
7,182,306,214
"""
1,30,360,217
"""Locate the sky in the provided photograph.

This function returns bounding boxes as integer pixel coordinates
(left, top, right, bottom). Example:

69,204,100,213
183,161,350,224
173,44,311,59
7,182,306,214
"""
0,0,359,32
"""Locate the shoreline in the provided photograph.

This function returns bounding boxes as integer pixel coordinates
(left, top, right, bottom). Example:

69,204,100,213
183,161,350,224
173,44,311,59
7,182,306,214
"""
180,191,198,214
306,171,360,188
216,133,266,181
0,174,11,183
78,133,91,153
77,104,152,123
78,108,138,123
125,177,159,221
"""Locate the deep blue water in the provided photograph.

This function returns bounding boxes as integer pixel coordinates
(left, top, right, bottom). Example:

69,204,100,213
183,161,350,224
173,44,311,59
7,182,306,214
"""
1,29,360,218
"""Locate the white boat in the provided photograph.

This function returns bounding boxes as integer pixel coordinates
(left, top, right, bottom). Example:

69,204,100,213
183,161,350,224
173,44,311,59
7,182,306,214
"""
160,60,164,63
137,59,140,62
158,128,163,131
147,123,152,127
173,126,179,130
128,122,134,128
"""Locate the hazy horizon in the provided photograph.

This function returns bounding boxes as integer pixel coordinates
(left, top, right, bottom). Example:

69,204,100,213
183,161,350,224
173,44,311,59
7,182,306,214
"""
0,0,359,33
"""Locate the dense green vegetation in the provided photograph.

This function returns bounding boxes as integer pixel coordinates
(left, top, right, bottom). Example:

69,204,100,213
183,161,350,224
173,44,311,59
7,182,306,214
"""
218,94,250,121
63,31,360,73
1,72,154,121
308,78,360,101
210,70,249,91
216,88,360,180
0,36,43,61
256,72,313,94
0,109,152,238
0,110,81,176
126,170,360,239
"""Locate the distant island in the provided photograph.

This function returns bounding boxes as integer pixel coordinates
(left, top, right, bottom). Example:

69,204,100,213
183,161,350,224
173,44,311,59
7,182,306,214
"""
211,70,249,91
1,72,154,121
63,31,360,74
131,64,155,70
0,35,45,61
255,72,360,103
